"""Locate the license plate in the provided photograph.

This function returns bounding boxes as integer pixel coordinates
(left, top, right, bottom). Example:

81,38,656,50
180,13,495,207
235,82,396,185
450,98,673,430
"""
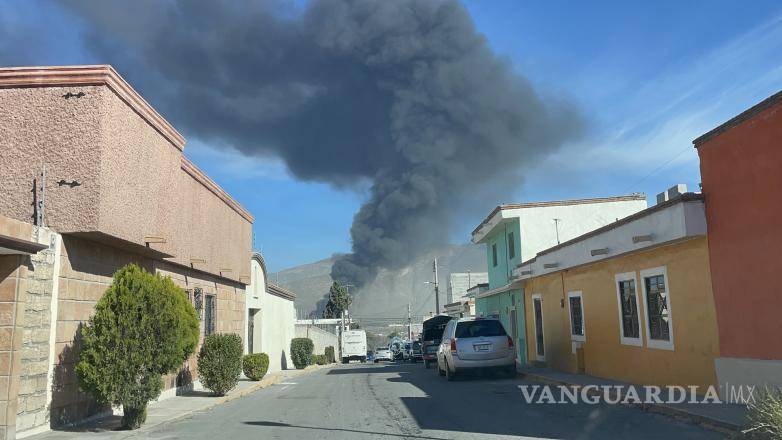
474,343,491,351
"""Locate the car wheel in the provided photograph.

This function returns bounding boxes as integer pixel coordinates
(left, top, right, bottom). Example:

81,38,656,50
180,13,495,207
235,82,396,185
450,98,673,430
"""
374,359,378,363
445,360,456,381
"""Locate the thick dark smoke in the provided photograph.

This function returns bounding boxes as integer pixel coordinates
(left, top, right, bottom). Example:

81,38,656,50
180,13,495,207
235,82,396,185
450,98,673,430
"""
54,0,582,286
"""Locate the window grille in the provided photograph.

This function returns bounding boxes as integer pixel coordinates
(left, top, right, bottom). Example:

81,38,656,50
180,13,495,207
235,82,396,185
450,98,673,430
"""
205,294,216,336
194,287,204,320
618,280,640,338
645,275,670,341
569,296,584,336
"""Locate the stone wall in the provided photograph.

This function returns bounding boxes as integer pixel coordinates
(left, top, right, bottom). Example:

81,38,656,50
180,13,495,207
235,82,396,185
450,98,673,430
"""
16,228,58,434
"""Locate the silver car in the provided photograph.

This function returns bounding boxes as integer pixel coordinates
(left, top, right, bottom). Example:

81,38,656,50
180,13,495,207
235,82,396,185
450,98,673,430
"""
374,347,393,363
436,317,516,380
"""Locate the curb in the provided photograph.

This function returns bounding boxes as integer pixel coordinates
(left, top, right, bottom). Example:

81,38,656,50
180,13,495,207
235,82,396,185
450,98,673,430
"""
519,372,743,435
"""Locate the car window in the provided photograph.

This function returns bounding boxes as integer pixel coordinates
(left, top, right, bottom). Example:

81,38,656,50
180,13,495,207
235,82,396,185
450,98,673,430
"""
455,320,507,338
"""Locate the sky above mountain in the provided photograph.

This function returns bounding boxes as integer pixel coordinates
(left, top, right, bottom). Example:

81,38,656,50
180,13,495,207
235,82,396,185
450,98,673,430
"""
2,0,782,272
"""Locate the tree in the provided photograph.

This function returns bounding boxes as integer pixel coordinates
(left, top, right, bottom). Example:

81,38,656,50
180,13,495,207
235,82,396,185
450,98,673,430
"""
76,264,199,429
322,281,352,319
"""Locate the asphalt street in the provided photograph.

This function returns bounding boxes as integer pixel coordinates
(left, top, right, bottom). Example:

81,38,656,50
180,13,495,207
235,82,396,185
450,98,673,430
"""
139,362,724,440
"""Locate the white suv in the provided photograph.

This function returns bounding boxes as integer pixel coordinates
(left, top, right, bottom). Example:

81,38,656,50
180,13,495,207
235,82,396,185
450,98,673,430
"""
436,317,516,381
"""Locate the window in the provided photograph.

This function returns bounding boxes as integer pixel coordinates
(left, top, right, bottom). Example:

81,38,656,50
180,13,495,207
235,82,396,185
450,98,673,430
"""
205,294,216,336
193,287,203,320
491,243,498,267
508,232,516,260
615,272,642,346
640,267,674,350
532,294,545,360
455,320,507,338
567,291,585,341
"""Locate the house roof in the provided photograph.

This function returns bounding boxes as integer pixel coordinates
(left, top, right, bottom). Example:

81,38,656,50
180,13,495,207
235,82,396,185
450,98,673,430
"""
266,282,296,301
471,194,647,237
693,90,782,147
517,192,704,268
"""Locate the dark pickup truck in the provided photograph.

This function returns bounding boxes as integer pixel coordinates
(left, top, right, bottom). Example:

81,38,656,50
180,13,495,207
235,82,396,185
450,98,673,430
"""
421,315,452,369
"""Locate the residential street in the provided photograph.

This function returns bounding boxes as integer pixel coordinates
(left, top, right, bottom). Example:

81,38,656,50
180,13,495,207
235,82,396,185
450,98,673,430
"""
128,363,722,440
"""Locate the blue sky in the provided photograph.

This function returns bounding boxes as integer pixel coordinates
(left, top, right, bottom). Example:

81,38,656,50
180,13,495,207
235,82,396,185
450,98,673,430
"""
3,1,782,272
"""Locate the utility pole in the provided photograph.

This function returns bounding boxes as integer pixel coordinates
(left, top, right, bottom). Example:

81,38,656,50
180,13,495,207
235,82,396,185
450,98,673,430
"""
407,303,412,341
433,258,440,315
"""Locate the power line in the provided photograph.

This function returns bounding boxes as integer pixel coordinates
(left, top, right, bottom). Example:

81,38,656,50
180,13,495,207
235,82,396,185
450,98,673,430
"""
621,144,695,194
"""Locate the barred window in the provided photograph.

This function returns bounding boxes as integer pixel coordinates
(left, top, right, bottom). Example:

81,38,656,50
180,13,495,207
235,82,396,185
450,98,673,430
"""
618,279,640,339
568,292,585,341
194,287,204,320
205,295,216,336
645,274,670,342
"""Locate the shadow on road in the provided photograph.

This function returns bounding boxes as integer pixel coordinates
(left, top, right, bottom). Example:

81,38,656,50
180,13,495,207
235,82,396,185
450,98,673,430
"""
326,362,720,440
243,421,448,439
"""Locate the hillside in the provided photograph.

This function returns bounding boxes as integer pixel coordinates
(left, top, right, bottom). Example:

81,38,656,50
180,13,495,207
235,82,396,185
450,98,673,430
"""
270,243,487,327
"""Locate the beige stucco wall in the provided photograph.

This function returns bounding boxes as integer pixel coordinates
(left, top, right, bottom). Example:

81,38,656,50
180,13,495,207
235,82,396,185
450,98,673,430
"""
0,69,252,283
0,85,104,233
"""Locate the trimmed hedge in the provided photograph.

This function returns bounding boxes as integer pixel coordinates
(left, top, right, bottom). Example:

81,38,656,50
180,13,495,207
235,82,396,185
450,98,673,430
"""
243,353,270,381
76,264,199,430
324,346,335,364
312,354,328,365
198,333,243,396
290,338,314,369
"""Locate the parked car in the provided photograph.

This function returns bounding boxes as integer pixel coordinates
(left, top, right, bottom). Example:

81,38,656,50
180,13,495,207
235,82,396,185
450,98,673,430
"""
409,340,423,362
422,315,452,369
374,347,393,363
436,317,515,381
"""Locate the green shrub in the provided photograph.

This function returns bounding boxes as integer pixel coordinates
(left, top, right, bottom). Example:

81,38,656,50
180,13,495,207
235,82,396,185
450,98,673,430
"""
76,264,199,430
198,333,243,396
311,354,328,365
744,387,782,439
324,346,335,364
290,338,314,369
243,353,270,381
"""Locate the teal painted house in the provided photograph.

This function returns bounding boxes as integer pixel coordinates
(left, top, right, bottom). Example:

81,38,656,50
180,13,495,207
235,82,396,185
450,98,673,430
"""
471,215,526,364
470,196,650,366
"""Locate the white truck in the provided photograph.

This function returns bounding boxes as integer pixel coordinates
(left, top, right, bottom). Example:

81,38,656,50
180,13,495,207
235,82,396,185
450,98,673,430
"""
341,330,367,364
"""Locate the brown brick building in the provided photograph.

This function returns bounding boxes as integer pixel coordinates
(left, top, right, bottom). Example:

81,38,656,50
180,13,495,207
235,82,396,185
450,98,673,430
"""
0,66,252,438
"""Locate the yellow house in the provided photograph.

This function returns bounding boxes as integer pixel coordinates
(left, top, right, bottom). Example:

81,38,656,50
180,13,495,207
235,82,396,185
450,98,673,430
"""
517,192,719,391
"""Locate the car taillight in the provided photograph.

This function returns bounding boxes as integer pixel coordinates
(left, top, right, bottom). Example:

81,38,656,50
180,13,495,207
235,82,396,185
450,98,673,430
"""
507,335,514,348
450,339,457,352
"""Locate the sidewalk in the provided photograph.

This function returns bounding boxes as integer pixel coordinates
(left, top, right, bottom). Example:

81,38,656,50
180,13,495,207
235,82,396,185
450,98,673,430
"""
26,364,330,440
519,366,747,433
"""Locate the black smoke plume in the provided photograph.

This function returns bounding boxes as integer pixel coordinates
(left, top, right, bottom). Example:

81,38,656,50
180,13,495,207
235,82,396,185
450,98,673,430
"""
51,0,582,286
